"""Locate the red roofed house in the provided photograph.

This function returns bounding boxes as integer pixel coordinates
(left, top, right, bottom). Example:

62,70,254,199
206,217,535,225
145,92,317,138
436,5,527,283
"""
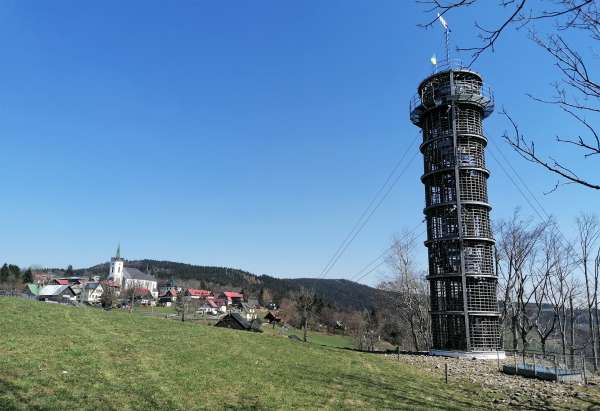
185,289,212,299
52,279,70,286
221,291,244,307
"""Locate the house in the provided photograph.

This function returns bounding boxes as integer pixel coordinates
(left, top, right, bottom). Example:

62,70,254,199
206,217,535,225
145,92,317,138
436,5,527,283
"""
158,278,178,295
196,299,219,315
264,311,282,324
38,285,77,303
185,289,212,299
22,284,40,300
80,282,104,305
221,291,244,307
126,288,154,305
158,289,178,306
107,246,158,298
240,302,257,321
211,298,227,313
214,313,262,333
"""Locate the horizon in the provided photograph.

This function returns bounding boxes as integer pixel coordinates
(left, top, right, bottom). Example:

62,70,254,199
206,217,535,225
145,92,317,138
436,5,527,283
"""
1,1,598,286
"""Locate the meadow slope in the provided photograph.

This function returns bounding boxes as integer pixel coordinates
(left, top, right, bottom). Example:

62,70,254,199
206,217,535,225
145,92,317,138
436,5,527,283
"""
0,298,591,410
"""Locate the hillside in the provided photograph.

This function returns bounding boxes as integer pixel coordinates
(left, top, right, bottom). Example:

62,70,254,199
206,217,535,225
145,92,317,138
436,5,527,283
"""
0,299,505,409
80,259,384,311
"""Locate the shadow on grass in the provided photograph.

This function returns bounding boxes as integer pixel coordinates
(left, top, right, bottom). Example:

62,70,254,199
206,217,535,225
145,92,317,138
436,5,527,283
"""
269,362,487,410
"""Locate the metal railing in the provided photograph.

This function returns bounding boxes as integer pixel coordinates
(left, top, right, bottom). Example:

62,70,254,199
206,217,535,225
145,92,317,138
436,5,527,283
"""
409,80,495,117
502,349,599,384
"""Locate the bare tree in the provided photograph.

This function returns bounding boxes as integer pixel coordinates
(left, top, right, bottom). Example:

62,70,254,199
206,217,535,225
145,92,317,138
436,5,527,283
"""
496,210,545,350
418,0,600,190
292,288,322,342
378,234,431,351
577,212,600,369
547,235,577,357
532,231,562,356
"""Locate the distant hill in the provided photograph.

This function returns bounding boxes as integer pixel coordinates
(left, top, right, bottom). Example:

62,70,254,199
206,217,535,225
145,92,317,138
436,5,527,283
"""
80,259,384,311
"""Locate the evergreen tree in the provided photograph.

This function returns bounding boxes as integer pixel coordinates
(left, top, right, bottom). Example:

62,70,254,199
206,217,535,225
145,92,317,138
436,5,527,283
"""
8,265,21,282
22,268,33,284
66,265,74,276
0,264,9,283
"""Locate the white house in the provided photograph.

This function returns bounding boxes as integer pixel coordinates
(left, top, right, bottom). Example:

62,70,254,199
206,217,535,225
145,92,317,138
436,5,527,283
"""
80,282,103,304
107,245,158,298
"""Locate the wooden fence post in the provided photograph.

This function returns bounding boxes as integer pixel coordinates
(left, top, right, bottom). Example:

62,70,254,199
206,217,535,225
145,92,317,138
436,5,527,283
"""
444,363,448,384
582,354,587,385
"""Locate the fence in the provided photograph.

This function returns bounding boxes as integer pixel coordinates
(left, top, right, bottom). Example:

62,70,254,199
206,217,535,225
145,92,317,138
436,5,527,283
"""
502,349,599,384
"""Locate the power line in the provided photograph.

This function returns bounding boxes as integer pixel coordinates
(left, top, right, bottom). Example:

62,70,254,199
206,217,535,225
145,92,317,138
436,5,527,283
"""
318,133,421,279
488,142,582,269
351,227,427,285
349,219,426,283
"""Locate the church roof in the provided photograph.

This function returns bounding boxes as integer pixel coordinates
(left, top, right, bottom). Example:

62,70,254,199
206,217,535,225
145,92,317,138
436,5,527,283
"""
123,267,157,282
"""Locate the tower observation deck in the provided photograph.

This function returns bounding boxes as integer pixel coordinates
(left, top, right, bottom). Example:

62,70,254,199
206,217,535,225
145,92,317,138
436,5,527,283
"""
410,61,502,356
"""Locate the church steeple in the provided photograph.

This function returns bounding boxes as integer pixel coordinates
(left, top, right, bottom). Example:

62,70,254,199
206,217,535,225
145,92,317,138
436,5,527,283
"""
109,243,124,287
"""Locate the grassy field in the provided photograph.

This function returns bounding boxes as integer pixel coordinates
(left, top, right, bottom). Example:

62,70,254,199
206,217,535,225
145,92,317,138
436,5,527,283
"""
261,324,355,349
0,298,594,410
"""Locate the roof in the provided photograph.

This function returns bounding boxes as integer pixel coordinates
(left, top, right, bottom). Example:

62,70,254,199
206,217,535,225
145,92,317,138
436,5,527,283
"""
134,287,151,296
216,313,251,329
187,289,211,297
38,284,73,297
84,282,102,290
122,267,157,282
25,283,40,295
241,302,255,311
223,291,243,299
54,279,69,285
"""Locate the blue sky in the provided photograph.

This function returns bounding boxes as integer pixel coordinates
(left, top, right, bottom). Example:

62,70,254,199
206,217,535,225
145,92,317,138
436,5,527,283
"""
1,1,598,285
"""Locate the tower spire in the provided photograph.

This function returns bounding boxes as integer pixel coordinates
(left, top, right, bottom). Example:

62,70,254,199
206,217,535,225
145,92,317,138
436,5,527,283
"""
116,243,121,260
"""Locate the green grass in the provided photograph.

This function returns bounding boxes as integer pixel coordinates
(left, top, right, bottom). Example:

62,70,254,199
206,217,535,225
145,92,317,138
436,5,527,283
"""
261,325,354,349
0,298,593,410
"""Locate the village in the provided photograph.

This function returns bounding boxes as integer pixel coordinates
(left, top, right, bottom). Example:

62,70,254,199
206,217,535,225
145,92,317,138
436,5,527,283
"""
18,247,279,334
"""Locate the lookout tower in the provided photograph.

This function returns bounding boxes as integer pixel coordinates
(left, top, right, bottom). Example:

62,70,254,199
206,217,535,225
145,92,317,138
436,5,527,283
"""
410,61,503,358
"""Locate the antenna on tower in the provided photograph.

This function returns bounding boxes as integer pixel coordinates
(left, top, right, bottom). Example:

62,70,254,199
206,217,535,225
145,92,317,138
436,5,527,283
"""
437,13,450,66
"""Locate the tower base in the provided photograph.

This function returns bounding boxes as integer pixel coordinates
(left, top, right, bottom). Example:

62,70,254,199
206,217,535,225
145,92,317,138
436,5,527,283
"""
430,350,506,360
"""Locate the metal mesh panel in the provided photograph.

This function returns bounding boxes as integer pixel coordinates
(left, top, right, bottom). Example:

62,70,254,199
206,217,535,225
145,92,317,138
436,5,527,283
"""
428,240,461,276
459,169,488,202
427,206,458,240
461,205,492,238
457,136,485,168
431,278,463,312
467,278,498,311
456,107,482,135
424,171,456,206
422,108,452,141
423,136,454,173
469,316,501,350
431,313,467,350
463,241,495,275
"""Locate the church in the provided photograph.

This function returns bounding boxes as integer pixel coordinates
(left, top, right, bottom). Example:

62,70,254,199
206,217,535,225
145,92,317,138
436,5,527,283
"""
107,246,158,298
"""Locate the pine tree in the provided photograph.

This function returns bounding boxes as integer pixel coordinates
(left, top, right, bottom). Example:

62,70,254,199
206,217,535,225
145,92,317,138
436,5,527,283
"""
22,268,33,284
8,265,21,282
66,265,74,276
0,264,9,283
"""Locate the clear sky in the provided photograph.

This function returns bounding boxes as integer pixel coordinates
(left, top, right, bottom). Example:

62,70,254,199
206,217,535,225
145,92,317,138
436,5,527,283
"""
1,1,598,285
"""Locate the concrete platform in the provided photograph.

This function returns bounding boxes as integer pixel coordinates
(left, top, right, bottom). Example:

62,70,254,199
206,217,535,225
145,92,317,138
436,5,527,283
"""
430,350,506,360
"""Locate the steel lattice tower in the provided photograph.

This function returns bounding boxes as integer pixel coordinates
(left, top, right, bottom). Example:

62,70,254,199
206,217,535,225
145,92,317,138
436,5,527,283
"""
410,63,502,354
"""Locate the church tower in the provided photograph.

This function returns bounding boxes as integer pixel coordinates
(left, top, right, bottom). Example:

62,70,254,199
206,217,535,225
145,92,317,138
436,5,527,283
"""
109,244,124,287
